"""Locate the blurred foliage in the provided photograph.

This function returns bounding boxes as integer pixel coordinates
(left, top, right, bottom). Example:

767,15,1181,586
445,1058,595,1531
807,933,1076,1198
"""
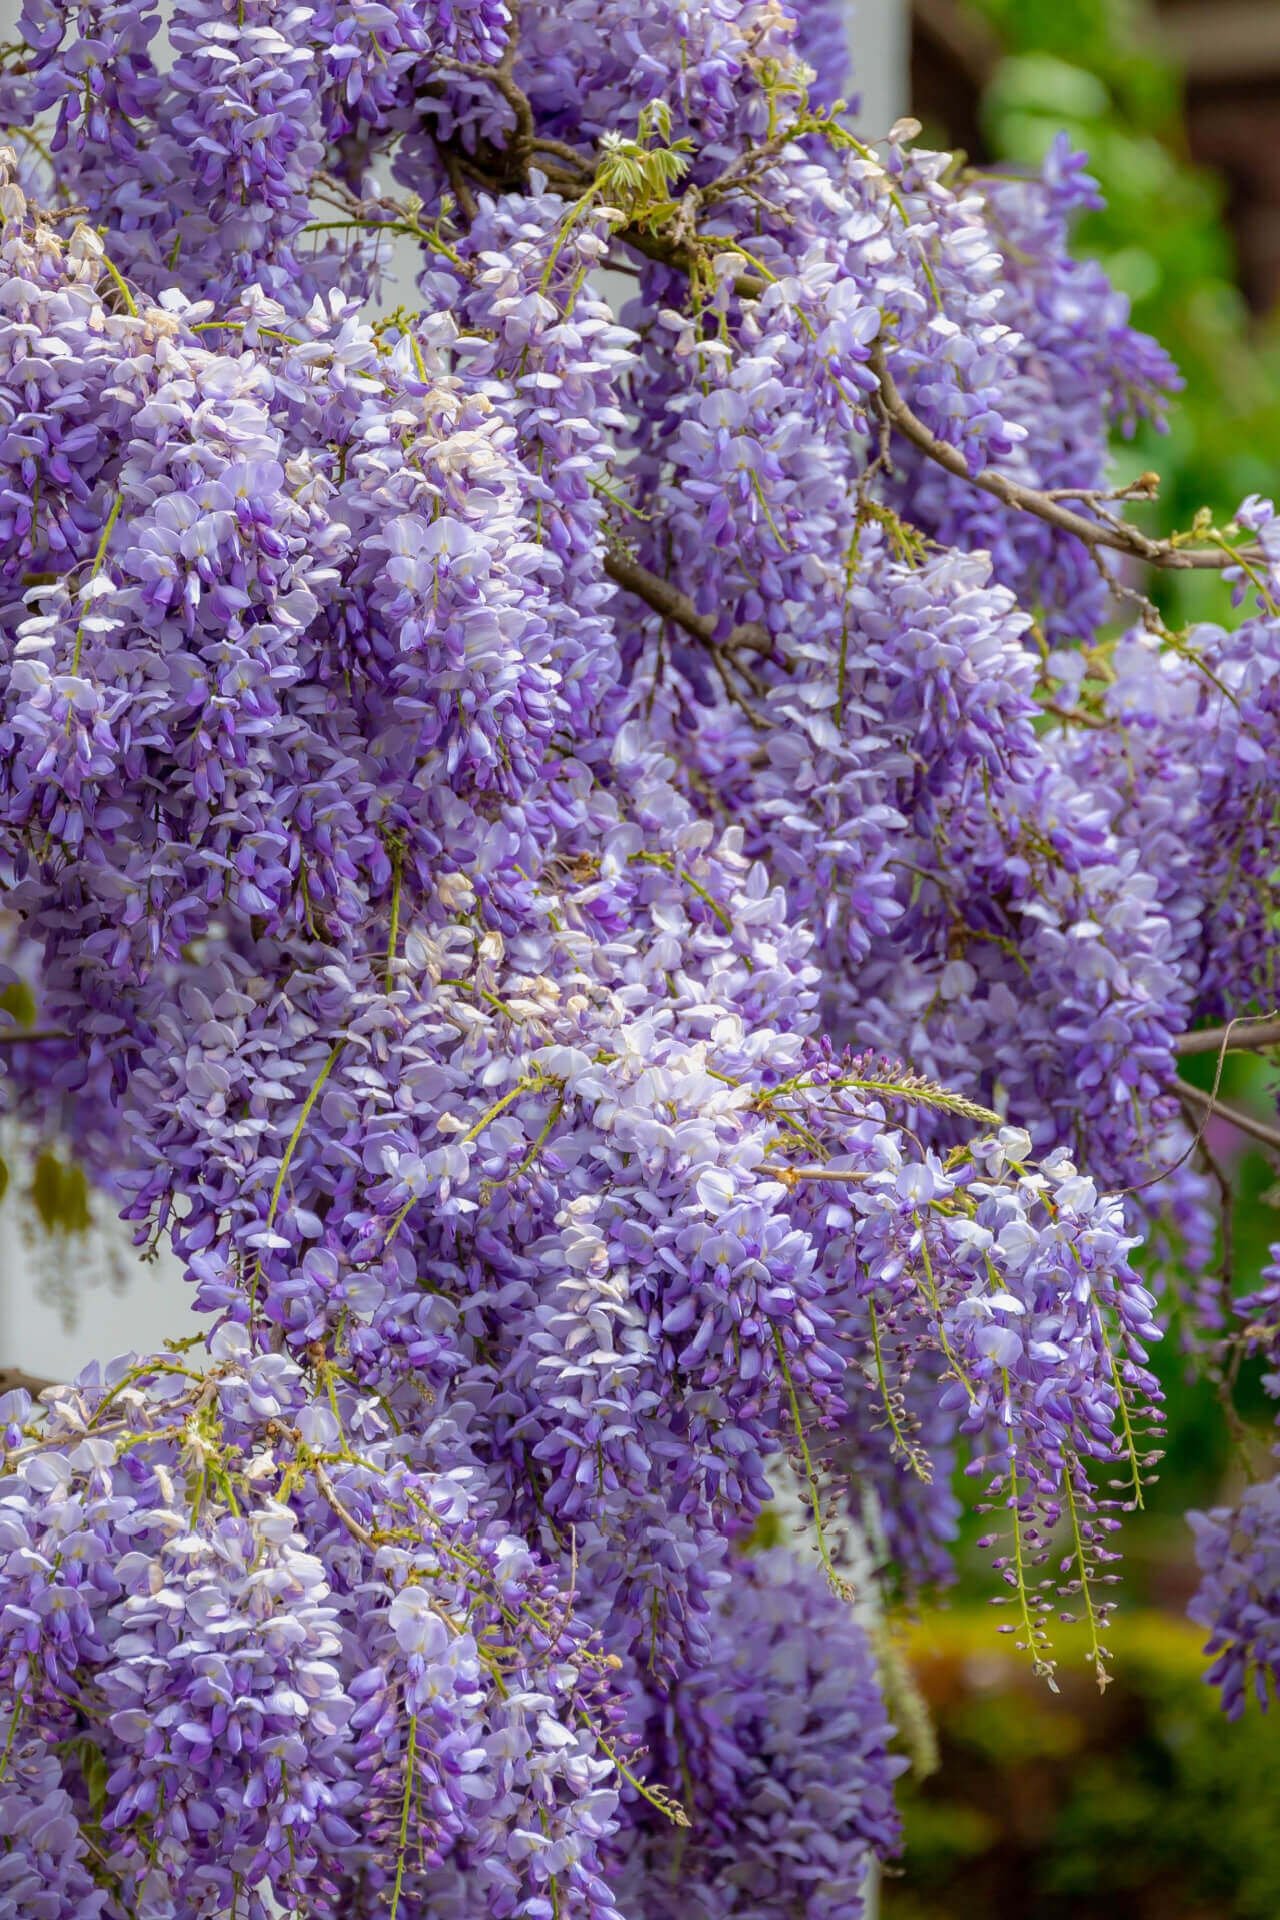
925,0,1280,625
885,1609,1280,1920
0,979,37,1029
28,1148,93,1238
0,980,95,1240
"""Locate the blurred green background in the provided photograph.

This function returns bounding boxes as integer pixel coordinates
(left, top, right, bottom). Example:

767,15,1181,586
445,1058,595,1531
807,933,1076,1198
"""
887,3,1280,1912
887,1610,1280,1920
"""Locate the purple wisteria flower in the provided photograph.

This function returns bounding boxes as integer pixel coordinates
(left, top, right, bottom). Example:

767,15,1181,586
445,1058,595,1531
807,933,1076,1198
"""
0,0,1272,1905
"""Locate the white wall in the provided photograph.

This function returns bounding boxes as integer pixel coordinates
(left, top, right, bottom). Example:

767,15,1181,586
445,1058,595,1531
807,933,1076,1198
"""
0,1190,193,1381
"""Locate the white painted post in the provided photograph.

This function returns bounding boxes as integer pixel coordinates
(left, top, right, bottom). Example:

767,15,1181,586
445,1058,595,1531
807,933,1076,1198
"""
849,0,910,134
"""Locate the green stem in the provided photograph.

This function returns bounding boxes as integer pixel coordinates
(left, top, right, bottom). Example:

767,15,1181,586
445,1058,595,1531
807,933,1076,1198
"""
508,1094,564,1186
1002,1411,1056,1687
1208,530,1280,617
1062,1456,1108,1690
585,1719,690,1828
868,1300,930,1479
632,850,735,937
0,1698,22,1783
97,247,137,317
389,1714,418,1920
302,216,464,270
914,1210,976,1403
1105,1335,1145,1511
268,1040,347,1228
771,1324,853,1598
462,1076,542,1145
385,849,403,994
70,493,124,675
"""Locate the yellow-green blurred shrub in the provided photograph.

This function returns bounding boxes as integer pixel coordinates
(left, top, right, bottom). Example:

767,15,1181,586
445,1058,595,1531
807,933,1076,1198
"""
886,1609,1280,1919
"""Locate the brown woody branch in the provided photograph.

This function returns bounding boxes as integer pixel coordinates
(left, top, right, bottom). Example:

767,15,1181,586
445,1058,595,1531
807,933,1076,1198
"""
869,338,1263,575
603,550,772,656
1173,1079,1280,1156
1176,1016,1280,1057
913,0,1001,91
311,1456,377,1549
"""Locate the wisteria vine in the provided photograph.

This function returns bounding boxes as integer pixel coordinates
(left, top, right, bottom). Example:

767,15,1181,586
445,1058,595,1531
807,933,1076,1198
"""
0,1,1277,1913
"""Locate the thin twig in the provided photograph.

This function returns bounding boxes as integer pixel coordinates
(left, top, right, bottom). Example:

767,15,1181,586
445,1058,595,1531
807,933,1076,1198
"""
311,1458,376,1548
759,1163,872,1185
1174,1080,1280,1157
1124,1012,1256,1195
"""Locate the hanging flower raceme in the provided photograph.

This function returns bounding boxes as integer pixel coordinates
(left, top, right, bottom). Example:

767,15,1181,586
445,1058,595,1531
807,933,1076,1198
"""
612,1547,904,1920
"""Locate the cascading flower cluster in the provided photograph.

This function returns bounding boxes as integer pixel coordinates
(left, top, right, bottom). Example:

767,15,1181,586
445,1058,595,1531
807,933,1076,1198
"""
0,1341,632,1919
0,0,1278,1912
612,1547,905,1919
